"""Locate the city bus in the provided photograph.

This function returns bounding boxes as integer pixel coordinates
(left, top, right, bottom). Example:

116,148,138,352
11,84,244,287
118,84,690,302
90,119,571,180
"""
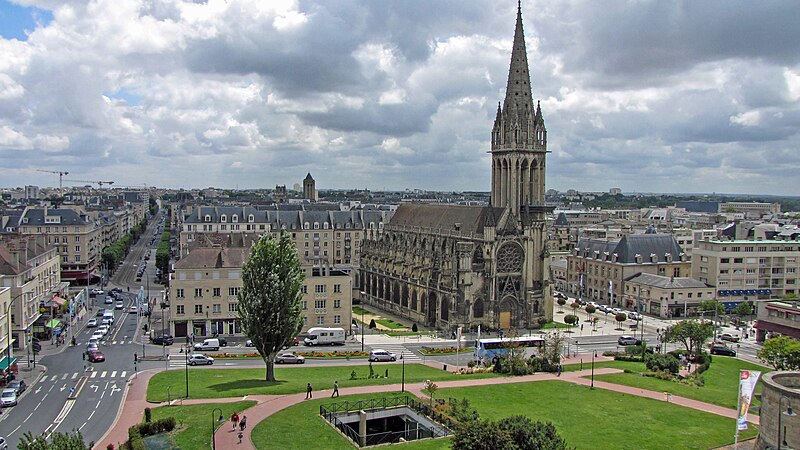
475,336,545,364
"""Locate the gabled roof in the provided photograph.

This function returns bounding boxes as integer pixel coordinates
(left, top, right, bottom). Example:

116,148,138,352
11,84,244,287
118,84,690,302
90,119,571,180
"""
389,204,503,235
575,234,685,264
626,273,708,289
174,247,248,270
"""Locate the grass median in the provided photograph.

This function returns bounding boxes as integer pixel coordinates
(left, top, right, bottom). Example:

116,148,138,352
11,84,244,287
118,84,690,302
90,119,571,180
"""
590,355,767,409
147,363,498,402
149,400,257,449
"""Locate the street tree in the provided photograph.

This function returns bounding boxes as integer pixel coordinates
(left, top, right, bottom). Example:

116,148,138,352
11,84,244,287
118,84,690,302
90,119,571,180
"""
664,320,714,355
758,336,800,370
18,430,92,450
585,304,596,322
556,297,566,312
614,312,627,330
732,302,752,321
699,299,725,317
237,232,305,382
542,331,565,367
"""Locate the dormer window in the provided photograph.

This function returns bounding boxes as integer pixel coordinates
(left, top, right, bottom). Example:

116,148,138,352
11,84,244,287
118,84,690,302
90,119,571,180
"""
232,215,238,223
248,215,254,223
204,215,212,222
304,222,310,230
221,215,227,223
323,222,329,229
314,222,320,229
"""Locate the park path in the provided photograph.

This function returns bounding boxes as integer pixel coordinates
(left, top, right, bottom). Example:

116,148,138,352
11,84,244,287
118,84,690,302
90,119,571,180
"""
94,361,759,450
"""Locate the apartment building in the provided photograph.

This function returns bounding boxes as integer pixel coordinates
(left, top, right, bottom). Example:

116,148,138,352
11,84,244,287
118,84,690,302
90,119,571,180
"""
567,234,690,307
0,235,62,358
169,246,352,339
719,202,781,219
692,239,800,301
624,273,715,318
178,205,393,267
754,299,800,343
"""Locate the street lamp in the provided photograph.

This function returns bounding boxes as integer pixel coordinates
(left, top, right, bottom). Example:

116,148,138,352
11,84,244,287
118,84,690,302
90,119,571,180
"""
211,407,225,450
185,339,190,398
778,396,797,450
590,351,596,389
401,351,405,393
360,291,366,352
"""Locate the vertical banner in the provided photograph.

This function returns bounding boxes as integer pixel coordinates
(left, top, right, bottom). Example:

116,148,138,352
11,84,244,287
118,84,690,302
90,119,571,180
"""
736,370,761,431
609,280,613,304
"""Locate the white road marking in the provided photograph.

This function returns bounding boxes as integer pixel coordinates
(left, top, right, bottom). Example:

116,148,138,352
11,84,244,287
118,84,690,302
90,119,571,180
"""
61,373,68,380
90,372,97,378
72,372,79,379
111,371,117,377
100,371,107,377
120,371,127,377
49,375,57,382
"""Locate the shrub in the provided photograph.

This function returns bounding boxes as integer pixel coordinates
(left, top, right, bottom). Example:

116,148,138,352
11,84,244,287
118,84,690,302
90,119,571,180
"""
144,407,151,423
645,353,679,374
563,314,579,326
369,319,376,329
412,323,418,332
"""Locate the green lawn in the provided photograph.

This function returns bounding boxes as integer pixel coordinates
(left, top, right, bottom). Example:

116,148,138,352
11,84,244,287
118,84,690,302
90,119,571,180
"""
542,321,575,329
252,381,757,450
561,359,645,373
352,306,371,316
375,318,407,329
147,364,497,402
149,400,256,450
592,356,768,409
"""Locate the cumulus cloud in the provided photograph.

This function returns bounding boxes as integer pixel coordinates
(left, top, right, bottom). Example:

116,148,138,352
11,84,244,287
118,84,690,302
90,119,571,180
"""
0,0,798,195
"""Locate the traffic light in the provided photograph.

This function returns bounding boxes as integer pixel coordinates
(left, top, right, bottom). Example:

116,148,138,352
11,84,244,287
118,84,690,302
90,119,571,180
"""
32,337,41,354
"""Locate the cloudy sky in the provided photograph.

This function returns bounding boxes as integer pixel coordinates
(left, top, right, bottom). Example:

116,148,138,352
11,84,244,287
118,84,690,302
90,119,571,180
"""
1,1,799,195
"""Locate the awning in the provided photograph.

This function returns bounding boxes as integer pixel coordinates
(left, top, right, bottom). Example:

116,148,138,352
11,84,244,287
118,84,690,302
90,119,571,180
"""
51,296,66,306
755,320,800,339
45,319,62,328
0,356,16,370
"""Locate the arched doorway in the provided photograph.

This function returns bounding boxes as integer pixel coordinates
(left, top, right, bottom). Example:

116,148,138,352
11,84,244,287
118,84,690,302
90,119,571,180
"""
427,292,438,326
498,297,515,329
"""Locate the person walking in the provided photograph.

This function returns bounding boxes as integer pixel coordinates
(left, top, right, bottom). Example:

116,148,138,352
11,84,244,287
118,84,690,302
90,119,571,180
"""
240,415,247,431
231,412,239,431
332,381,339,398
306,383,313,399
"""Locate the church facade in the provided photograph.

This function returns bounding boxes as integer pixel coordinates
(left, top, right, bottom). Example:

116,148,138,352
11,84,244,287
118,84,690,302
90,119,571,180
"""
358,4,552,331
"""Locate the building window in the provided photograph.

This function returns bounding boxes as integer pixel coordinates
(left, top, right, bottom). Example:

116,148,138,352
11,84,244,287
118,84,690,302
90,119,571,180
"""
74,255,81,262
315,299,326,309
176,305,184,314
75,246,81,252
333,315,341,324
301,285,308,294
334,299,341,309
194,305,203,314
213,288,221,297
228,287,240,296
315,285,326,293
316,316,325,325
303,316,308,324
213,304,221,313
302,300,307,310
176,289,184,298
228,303,239,312
194,288,203,297
333,284,341,293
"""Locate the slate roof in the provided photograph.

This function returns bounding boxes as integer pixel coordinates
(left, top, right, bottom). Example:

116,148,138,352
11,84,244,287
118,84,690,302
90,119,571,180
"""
626,273,709,289
575,233,685,263
554,212,569,226
20,208,89,226
184,206,391,230
389,204,504,235
174,247,248,270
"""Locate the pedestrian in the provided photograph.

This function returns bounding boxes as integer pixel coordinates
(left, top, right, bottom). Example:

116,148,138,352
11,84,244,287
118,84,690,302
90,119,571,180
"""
240,415,247,431
82,352,86,361
231,412,239,431
332,381,339,398
557,364,562,377
238,432,243,444
306,383,313,399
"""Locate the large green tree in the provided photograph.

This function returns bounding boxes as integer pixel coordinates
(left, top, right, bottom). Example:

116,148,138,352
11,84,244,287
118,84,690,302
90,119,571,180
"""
237,232,305,382
18,430,92,449
664,320,714,355
758,336,800,370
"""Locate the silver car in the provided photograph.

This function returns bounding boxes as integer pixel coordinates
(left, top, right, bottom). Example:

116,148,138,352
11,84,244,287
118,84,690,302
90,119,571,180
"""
368,350,397,362
187,354,214,366
275,353,305,364
1,389,17,407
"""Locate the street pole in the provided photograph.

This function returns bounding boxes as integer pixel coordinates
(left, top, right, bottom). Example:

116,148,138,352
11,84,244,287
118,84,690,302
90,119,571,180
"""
360,291,366,353
591,351,595,389
401,352,405,393
185,341,190,398
211,407,223,450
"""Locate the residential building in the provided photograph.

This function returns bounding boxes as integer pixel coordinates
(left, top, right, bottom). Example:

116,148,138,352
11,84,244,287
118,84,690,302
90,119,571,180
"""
567,234,690,307
623,273,715,318
719,202,781,219
691,239,800,302
169,246,352,338
358,3,552,331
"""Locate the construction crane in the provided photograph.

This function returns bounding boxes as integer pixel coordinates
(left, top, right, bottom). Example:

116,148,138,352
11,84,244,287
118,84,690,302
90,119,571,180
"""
63,179,115,187
37,169,69,189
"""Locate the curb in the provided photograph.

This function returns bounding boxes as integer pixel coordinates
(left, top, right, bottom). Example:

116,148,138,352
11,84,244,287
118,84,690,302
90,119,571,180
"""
93,368,160,450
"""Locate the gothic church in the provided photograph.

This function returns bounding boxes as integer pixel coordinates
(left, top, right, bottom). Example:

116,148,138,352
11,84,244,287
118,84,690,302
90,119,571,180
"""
358,3,552,331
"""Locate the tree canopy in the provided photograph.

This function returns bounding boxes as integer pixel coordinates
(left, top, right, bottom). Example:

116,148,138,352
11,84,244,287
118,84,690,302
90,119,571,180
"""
758,336,800,370
451,415,570,450
18,430,92,450
664,320,714,355
237,232,305,382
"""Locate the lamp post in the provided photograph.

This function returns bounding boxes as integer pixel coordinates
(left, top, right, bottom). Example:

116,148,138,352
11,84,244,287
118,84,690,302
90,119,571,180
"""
778,396,797,450
185,339,190,398
211,407,225,450
401,351,405,393
360,291,366,352
590,351,596,389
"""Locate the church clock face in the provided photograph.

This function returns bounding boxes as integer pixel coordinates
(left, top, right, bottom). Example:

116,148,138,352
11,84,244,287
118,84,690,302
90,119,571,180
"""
496,243,524,273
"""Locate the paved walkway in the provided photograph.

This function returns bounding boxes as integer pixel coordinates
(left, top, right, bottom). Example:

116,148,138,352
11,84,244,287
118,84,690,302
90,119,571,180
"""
93,359,759,450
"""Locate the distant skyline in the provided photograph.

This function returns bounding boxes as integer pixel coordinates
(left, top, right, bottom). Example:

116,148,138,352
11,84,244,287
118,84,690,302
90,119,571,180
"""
1,1,799,195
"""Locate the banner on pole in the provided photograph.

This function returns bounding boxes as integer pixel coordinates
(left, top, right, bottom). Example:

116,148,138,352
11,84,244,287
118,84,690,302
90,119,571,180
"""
736,370,761,431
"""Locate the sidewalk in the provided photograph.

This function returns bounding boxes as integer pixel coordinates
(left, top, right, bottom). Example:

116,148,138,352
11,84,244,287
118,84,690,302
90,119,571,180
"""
94,360,758,450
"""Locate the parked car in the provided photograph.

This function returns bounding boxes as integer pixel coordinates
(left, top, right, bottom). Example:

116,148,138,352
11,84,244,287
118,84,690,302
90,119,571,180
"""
617,336,641,346
628,312,642,321
187,354,214,366
369,350,397,362
710,345,737,357
151,334,174,346
6,380,26,396
275,353,305,364
1,389,17,407
87,318,98,328
115,300,124,310
216,337,228,347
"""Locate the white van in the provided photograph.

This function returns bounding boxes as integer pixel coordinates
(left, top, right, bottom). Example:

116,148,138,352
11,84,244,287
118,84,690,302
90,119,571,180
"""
103,310,114,324
303,327,346,346
193,338,220,351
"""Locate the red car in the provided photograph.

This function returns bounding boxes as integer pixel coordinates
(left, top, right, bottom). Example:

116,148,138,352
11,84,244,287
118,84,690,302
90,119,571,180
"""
87,351,105,363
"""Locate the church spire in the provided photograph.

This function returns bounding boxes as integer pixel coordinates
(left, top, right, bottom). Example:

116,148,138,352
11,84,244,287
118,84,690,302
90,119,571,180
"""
503,0,534,115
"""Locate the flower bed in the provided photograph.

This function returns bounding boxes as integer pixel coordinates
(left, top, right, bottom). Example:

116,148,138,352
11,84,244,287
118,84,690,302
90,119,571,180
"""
419,346,474,355
295,350,369,359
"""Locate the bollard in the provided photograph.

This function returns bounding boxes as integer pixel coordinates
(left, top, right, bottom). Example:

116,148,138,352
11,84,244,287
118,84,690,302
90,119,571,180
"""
443,364,447,372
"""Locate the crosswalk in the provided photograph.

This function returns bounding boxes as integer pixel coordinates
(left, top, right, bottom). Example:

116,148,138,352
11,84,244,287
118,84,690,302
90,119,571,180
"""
371,343,421,362
46,371,128,382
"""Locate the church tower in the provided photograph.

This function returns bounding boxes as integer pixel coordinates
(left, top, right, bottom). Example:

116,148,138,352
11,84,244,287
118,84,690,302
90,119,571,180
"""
303,173,316,202
490,1,547,210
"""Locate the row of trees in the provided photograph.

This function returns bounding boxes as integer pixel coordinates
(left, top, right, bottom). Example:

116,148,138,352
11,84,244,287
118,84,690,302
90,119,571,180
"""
101,218,148,272
155,213,171,279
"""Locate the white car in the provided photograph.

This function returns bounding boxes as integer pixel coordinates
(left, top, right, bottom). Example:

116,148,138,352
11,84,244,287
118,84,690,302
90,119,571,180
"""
628,311,642,321
101,318,113,326
129,306,138,314
87,318,98,328
115,300,124,310
98,324,110,335
187,354,214,366
91,331,104,341
1,389,17,407
90,289,104,296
